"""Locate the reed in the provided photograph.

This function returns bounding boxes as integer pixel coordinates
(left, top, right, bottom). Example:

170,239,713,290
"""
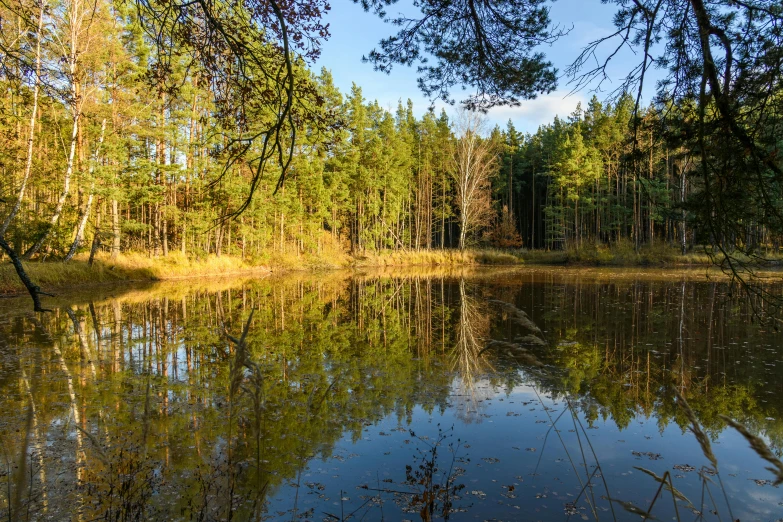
0,248,524,297
675,390,718,469
720,415,783,485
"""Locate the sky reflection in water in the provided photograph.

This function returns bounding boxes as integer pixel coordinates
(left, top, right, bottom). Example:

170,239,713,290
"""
1,268,782,521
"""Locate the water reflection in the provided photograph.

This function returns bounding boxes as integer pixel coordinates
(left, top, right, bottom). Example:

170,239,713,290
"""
450,279,494,423
0,269,782,520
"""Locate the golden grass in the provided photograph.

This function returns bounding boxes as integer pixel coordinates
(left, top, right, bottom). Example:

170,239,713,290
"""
252,249,351,271
0,252,270,295
0,247,526,296
242,232,352,270
5,241,781,297
518,241,783,267
351,248,522,267
115,251,267,278
520,241,682,266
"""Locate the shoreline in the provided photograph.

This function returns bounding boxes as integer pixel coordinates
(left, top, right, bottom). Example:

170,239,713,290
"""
0,253,271,297
2,247,780,298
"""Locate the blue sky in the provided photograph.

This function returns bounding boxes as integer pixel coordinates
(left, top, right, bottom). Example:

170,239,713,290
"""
314,0,661,134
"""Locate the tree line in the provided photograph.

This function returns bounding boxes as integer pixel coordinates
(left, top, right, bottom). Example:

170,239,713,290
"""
499,96,705,253
1,0,782,269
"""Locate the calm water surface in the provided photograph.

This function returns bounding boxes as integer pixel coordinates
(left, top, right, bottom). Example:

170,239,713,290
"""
1,268,782,521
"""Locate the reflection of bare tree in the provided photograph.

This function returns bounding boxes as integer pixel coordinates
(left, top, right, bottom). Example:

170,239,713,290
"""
451,278,494,423
67,308,97,379
28,315,86,500
50,338,86,495
19,352,49,515
676,280,690,393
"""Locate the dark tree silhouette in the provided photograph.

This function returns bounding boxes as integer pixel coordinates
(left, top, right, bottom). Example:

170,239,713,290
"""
353,0,564,110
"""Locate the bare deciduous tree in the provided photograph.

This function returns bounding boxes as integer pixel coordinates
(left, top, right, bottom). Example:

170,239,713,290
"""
451,111,497,250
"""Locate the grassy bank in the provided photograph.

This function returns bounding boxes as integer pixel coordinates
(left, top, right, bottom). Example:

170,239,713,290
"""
518,242,783,267
0,252,269,295
350,248,521,267
4,243,779,296
350,242,776,269
0,248,523,296
519,243,692,266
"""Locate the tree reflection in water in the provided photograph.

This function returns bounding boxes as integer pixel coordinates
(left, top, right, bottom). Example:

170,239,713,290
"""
450,278,494,424
0,268,782,520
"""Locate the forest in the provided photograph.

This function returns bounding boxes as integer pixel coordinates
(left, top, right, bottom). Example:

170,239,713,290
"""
1,0,781,276
4,2,783,519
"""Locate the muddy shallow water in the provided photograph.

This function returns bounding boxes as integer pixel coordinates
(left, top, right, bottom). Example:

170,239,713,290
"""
1,267,782,521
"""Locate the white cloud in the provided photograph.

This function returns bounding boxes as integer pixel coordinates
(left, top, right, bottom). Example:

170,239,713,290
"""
486,90,587,134
364,89,587,136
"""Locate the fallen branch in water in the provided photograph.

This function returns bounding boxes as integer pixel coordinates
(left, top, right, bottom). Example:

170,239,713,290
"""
0,235,52,311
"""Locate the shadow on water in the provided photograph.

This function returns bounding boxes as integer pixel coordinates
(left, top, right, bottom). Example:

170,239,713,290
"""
1,268,782,520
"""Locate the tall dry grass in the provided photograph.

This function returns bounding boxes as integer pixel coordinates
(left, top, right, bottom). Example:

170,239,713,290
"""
0,247,524,296
351,248,522,267
0,252,269,295
519,240,783,267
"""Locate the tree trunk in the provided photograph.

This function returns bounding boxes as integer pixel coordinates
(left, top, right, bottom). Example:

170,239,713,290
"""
531,170,535,249
111,198,120,259
181,220,186,255
162,210,169,256
65,119,106,262
0,235,50,311
681,162,687,255
88,232,101,266
1,0,44,236
23,108,79,259
459,213,466,250
24,0,83,260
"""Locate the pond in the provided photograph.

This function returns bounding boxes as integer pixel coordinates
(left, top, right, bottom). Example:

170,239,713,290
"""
1,267,782,521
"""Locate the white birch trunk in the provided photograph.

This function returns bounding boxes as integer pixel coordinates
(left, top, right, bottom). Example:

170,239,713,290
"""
64,119,106,261
1,1,45,236
24,0,84,259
